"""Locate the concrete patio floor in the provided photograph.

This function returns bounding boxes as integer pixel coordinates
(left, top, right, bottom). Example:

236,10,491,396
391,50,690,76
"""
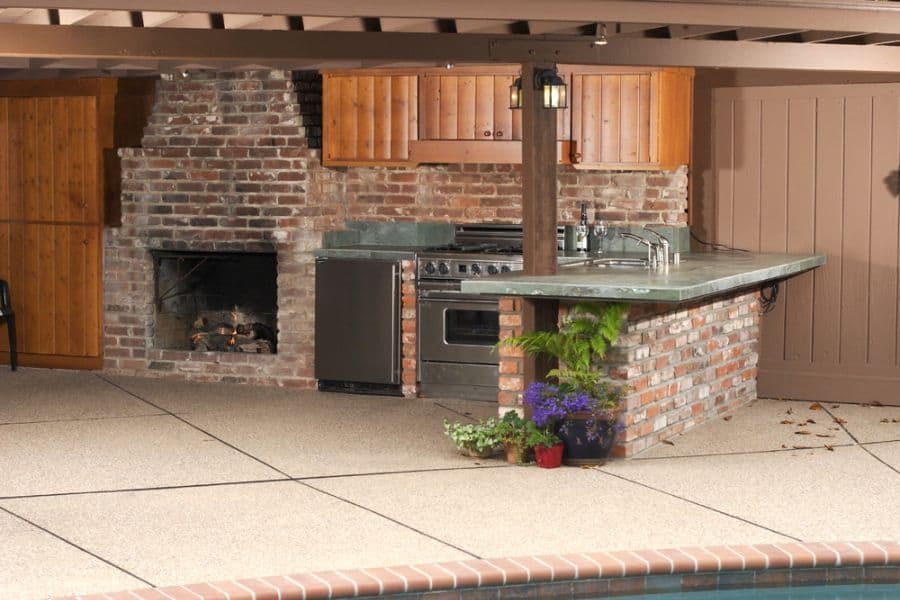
0,368,897,599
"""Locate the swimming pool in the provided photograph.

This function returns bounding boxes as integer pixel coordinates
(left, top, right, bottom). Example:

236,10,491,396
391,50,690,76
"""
601,583,900,600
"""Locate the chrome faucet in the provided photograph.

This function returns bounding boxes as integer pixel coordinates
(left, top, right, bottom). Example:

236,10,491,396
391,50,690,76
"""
619,232,658,267
643,227,670,266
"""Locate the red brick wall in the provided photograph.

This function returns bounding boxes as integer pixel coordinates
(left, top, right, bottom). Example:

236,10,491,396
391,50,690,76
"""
104,70,689,388
496,292,761,457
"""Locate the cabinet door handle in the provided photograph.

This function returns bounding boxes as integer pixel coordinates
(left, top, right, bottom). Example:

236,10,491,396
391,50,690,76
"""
496,130,504,138
483,130,492,137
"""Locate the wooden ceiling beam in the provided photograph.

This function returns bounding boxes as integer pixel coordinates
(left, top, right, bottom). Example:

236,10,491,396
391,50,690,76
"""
667,24,737,39
0,23,896,72
801,30,866,43
734,27,806,41
4,0,899,35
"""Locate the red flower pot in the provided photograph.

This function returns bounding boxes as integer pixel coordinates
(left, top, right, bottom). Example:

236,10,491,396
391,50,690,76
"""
533,443,564,468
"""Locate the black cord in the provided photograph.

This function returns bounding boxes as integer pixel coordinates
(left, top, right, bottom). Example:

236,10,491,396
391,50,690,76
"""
760,282,779,314
690,231,751,253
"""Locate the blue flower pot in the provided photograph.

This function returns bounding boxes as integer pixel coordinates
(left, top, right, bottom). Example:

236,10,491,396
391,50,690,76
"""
558,411,620,465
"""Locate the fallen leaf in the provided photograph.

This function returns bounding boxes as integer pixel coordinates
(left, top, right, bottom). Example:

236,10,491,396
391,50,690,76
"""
809,402,823,411
474,461,482,465
816,434,835,438
831,405,840,409
781,444,788,449
825,445,834,451
872,400,884,407
661,439,676,446
795,430,812,435
881,418,890,424
834,417,848,424
792,445,812,450
806,418,816,424
786,408,794,415
723,415,733,421
780,419,795,425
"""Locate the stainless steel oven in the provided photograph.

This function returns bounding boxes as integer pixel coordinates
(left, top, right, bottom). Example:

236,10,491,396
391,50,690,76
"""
418,282,502,400
416,225,524,401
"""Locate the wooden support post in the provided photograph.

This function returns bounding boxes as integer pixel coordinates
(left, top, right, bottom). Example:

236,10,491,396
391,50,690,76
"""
520,62,559,384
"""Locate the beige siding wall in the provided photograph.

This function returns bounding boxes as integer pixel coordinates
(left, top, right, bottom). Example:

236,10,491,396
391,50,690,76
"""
708,82,900,405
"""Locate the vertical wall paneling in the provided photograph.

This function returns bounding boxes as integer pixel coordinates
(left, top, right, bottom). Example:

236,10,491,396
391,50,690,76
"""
712,95,734,247
840,96,872,364
759,98,790,363
868,95,900,367
714,83,900,404
731,99,762,250
812,96,844,365
783,98,817,365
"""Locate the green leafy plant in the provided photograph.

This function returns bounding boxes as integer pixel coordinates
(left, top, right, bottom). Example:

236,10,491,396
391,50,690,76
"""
495,411,529,446
443,418,502,456
526,425,561,450
500,302,627,394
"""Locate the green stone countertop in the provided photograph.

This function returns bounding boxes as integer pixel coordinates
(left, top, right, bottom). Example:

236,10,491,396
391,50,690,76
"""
314,246,422,260
460,251,826,303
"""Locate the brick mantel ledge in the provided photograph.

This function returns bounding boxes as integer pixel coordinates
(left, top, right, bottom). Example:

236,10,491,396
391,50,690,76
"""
64,541,899,599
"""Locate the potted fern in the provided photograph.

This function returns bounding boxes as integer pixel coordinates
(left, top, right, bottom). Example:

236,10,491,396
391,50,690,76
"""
501,302,628,465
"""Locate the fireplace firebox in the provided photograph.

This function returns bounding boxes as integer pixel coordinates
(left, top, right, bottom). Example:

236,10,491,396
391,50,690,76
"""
152,251,278,353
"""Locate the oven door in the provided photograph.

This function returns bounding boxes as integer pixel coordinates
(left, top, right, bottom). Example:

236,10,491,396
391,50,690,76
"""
418,293,500,365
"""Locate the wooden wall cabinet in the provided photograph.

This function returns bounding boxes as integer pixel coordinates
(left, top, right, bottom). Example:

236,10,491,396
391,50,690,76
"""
566,67,693,170
411,69,522,164
0,77,155,370
322,71,418,166
320,66,693,170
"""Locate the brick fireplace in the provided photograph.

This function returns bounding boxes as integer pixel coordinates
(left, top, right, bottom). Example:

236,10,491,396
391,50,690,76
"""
103,69,690,389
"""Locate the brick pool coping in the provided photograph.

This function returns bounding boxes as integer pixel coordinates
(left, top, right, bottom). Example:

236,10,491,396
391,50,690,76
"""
65,541,900,600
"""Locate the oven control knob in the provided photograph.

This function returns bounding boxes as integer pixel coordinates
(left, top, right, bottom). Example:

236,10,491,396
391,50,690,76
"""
500,265,511,273
438,262,450,275
471,263,482,275
487,264,499,275
423,261,436,275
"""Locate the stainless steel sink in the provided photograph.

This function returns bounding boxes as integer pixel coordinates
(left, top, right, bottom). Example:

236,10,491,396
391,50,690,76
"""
591,257,650,269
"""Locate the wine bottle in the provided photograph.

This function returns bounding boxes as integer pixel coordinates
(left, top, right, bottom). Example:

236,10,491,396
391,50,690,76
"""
575,202,588,252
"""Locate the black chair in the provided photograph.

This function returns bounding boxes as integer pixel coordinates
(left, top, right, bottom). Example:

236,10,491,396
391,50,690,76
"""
0,280,15,371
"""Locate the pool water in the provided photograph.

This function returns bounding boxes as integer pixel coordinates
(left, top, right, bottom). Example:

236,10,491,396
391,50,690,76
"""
593,583,900,600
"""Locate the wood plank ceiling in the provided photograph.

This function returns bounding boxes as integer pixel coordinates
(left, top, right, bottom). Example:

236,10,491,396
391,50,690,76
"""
0,0,897,76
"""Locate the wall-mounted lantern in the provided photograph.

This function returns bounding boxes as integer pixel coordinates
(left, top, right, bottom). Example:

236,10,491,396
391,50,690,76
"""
509,67,568,110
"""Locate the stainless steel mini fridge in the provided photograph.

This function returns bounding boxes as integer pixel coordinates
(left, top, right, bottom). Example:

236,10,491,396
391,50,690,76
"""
314,257,402,395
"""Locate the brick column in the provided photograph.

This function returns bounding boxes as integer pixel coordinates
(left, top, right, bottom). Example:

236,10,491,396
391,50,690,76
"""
497,296,526,412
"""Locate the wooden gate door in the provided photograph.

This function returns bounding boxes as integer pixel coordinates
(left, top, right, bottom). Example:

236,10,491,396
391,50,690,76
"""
0,81,114,370
712,83,900,405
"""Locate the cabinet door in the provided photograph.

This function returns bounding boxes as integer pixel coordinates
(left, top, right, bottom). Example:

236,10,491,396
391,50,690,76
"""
570,71,657,168
322,73,417,166
0,93,104,369
569,67,693,170
419,73,522,141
